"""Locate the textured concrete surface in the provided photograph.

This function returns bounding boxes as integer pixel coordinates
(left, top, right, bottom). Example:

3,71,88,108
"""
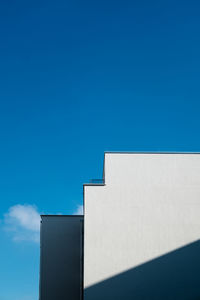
84,153,200,293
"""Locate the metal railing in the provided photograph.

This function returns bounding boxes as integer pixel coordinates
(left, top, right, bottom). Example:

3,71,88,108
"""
89,179,104,184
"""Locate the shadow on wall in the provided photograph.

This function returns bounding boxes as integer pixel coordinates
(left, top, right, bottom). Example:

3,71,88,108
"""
85,240,200,300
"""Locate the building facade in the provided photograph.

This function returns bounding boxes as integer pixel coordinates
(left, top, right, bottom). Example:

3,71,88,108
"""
40,153,200,300
39,215,83,300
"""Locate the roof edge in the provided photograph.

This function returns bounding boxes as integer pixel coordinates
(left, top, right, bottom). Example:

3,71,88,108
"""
40,215,83,217
104,151,200,154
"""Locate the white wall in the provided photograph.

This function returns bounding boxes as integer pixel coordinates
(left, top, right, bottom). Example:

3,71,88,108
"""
84,153,200,292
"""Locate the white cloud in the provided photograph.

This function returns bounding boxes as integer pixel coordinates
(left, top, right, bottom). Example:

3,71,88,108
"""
73,204,84,215
3,203,84,243
4,204,40,243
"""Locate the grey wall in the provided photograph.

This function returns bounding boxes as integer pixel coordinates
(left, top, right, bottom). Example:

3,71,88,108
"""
39,215,83,300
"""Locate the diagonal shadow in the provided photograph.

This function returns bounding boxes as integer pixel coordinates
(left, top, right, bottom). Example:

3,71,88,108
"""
85,240,200,300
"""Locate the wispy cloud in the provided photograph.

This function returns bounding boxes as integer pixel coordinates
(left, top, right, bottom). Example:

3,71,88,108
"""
4,204,40,243
73,204,84,215
3,203,83,243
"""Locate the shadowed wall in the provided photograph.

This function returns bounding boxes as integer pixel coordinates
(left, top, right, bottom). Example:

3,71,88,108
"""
40,216,83,300
85,240,200,300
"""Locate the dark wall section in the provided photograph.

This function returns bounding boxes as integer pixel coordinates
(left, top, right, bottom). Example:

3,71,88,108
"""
40,216,83,300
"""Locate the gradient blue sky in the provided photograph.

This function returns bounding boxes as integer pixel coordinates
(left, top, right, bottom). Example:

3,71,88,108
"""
1,0,200,299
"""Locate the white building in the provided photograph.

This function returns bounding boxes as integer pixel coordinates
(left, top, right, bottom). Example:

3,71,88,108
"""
84,152,200,299
40,152,200,300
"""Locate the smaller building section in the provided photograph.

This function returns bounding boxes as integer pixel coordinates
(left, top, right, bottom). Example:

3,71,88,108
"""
39,215,83,300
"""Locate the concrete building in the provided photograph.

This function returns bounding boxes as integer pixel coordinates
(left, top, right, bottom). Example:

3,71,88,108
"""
39,215,83,300
40,152,200,300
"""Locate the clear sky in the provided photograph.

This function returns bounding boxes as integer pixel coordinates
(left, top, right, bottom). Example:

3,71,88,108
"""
1,0,200,299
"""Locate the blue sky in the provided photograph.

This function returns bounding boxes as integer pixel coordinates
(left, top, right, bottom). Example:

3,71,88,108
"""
1,0,200,299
